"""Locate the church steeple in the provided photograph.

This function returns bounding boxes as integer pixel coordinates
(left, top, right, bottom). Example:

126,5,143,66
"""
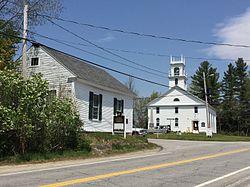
168,55,187,90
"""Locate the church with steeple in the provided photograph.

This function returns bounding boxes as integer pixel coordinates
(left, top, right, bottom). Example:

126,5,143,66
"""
147,56,217,134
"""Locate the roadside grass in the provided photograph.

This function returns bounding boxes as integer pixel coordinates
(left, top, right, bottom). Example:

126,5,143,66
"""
0,132,158,165
147,132,250,141
84,132,157,154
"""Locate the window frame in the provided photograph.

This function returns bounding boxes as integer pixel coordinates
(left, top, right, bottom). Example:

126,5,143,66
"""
194,106,198,113
156,107,160,114
156,118,160,126
175,118,179,127
89,92,102,121
173,98,180,102
201,122,205,127
116,99,123,113
92,94,99,120
175,78,178,86
30,57,39,66
113,98,124,115
175,107,179,114
174,67,180,76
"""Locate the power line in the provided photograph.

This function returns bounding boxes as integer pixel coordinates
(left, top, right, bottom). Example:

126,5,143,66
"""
30,30,250,63
43,17,168,76
0,31,170,88
0,32,219,101
38,13,250,48
27,30,168,79
37,43,170,88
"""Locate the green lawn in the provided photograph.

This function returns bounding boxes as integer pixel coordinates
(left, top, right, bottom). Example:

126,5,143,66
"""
147,132,250,141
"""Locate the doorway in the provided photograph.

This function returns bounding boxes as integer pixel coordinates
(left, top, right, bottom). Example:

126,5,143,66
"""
193,121,199,131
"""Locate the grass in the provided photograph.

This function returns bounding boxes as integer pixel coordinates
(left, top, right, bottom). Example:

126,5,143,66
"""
147,132,250,141
0,132,158,165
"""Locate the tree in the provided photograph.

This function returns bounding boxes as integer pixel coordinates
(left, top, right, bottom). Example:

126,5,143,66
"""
0,70,81,156
125,76,138,95
220,63,238,132
235,58,248,135
235,58,248,102
219,59,249,135
133,91,160,129
0,0,63,30
190,61,220,107
0,19,20,70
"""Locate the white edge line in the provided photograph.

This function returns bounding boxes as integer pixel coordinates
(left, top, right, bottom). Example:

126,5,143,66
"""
194,166,250,187
0,151,170,177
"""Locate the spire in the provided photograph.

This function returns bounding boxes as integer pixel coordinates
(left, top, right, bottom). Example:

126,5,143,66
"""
168,55,187,90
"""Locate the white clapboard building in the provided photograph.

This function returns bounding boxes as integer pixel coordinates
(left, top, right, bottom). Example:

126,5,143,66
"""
148,56,217,133
24,43,135,133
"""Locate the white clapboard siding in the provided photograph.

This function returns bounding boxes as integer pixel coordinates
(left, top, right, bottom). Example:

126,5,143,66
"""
148,105,216,133
148,87,217,133
75,81,133,132
26,47,76,92
25,46,134,132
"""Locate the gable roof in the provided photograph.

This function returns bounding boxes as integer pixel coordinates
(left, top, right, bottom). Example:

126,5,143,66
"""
36,43,135,97
148,86,216,111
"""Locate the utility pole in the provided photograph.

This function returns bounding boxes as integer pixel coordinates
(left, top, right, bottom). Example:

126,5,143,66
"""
22,1,28,78
203,72,212,137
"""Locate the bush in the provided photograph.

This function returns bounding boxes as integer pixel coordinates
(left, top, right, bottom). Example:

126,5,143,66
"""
0,70,83,156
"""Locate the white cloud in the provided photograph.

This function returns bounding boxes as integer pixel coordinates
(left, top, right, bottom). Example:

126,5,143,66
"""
97,34,115,43
207,8,250,65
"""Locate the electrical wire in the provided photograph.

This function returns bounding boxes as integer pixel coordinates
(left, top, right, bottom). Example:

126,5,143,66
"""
44,17,168,76
38,13,250,48
27,30,168,79
0,31,170,88
28,31,248,62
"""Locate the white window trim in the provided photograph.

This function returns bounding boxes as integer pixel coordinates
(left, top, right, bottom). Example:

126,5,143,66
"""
92,94,100,120
30,57,40,67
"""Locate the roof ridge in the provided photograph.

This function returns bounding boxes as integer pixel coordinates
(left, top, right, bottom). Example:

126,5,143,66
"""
33,43,135,97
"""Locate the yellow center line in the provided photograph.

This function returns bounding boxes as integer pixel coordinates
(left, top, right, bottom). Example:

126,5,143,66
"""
40,148,250,187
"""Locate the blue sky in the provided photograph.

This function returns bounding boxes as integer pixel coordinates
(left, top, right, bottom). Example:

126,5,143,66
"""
32,0,250,96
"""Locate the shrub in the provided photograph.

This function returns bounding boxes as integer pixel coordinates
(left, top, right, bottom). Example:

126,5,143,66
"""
0,70,83,156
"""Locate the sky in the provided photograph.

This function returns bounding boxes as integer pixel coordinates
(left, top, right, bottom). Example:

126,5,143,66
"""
30,0,250,97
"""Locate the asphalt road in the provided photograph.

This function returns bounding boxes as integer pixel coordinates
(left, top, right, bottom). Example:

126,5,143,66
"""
0,139,250,187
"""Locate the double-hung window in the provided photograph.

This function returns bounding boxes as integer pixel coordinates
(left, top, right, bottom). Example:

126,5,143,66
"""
114,98,124,115
175,107,179,114
194,106,198,113
156,118,160,126
175,118,179,127
156,107,160,114
89,92,102,121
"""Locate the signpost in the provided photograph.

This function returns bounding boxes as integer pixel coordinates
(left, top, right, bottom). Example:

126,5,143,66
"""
113,112,126,139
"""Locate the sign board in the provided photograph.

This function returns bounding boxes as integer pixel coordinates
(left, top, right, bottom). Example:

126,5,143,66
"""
206,128,213,137
113,113,126,139
114,115,125,124
113,115,125,131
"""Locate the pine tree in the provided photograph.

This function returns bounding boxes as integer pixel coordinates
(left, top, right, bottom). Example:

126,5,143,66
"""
235,58,247,102
220,59,249,135
244,75,250,135
190,61,220,107
220,63,238,132
235,58,248,135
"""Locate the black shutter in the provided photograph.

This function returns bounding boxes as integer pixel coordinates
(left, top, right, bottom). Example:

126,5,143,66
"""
99,94,102,121
121,100,124,114
113,98,117,115
89,91,93,120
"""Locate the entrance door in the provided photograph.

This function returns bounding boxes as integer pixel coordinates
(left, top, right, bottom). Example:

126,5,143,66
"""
193,121,199,131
